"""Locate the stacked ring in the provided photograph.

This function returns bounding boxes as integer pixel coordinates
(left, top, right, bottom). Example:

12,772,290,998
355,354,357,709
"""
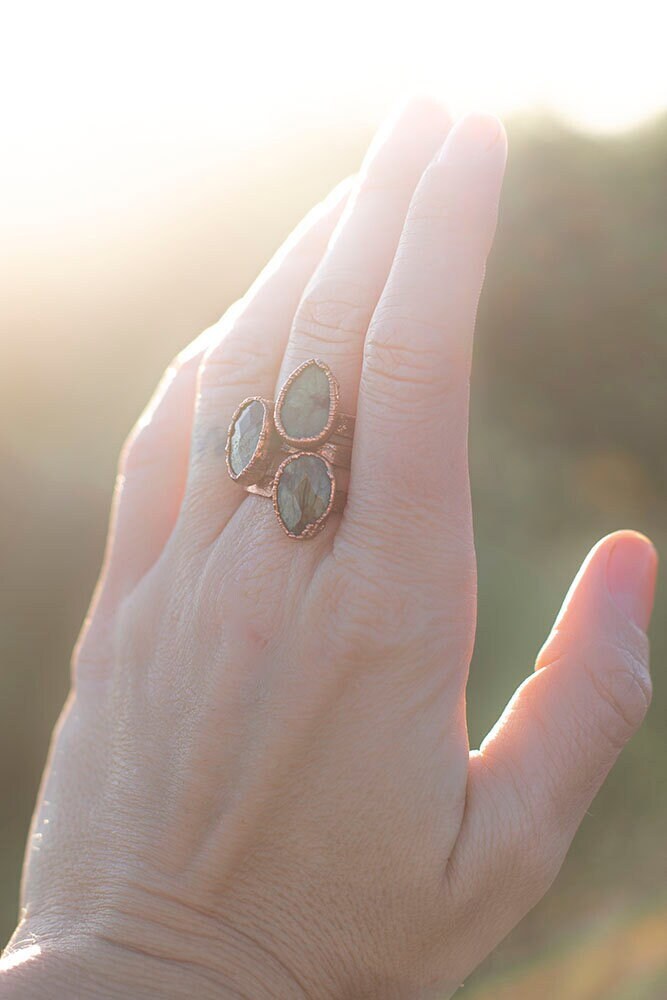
225,359,354,539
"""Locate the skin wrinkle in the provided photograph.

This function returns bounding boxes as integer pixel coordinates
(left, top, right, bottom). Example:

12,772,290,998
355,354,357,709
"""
290,306,373,345
103,895,313,1000
538,635,652,730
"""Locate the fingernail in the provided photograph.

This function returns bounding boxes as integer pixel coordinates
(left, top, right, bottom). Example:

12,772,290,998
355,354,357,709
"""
437,112,504,161
606,532,658,631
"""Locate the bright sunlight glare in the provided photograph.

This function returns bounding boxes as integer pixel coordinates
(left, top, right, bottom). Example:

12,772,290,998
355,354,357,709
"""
2,0,666,230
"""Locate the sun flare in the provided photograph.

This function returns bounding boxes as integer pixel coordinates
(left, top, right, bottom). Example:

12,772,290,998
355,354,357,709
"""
3,0,666,227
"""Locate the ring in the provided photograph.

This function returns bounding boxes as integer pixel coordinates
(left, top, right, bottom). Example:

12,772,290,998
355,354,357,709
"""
273,358,355,447
225,359,354,538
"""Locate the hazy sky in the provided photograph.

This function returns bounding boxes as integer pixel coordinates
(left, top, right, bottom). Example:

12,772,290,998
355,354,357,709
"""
3,1,665,225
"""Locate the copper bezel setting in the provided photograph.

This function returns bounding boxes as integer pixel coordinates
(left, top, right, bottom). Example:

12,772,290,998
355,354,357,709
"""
226,361,354,539
273,358,340,448
271,451,337,540
225,396,275,486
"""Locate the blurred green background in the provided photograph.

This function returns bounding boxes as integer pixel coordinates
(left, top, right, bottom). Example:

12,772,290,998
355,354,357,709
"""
1,114,666,997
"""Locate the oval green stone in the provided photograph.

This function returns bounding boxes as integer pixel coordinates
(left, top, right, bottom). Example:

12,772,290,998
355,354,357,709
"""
279,362,332,439
276,454,332,536
229,400,264,475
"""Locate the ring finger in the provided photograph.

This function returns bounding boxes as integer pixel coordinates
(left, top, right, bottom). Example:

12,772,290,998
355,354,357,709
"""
230,98,452,549
172,179,351,548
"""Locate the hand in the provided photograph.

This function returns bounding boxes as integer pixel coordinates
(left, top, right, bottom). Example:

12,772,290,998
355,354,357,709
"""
2,99,657,999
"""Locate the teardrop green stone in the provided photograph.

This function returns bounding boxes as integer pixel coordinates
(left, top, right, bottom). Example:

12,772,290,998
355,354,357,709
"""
276,454,332,535
279,363,331,439
229,400,264,475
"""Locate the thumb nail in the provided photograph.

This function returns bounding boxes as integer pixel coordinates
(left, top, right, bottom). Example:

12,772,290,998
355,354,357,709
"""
606,532,658,631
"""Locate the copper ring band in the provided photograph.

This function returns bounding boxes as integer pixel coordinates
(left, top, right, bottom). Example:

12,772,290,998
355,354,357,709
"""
246,477,347,510
256,435,352,472
225,359,354,539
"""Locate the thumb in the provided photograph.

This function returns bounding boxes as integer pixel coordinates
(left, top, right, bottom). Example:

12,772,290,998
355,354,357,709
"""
456,531,657,937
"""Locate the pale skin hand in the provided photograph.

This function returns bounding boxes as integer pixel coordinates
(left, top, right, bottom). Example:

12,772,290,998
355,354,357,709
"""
1,100,658,999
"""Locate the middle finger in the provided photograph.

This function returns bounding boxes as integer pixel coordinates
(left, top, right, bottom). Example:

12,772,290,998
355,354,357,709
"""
274,98,452,418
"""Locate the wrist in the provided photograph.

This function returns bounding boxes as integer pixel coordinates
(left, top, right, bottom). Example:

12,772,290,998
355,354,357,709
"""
0,916,320,1000
0,943,103,1000
0,935,228,1000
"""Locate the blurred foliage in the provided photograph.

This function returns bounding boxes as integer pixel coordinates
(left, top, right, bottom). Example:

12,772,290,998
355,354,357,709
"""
1,114,666,995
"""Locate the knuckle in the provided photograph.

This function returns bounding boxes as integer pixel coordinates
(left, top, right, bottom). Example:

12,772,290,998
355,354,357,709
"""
199,324,266,396
583,640,652,744
312,564,413,666
362,335,424,398
313,555,469,672
362,316,466,408
291,274,373,353
341,504,475,580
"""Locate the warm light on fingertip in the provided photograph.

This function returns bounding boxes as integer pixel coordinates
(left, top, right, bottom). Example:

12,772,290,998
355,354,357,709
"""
606,530,658,632
462,112,504,147
437,112,505,161
370,94,451,160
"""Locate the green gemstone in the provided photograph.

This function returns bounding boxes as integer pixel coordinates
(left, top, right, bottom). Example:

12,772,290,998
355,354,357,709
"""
279,362,331,439
276,454,332,535
229,400,264,475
